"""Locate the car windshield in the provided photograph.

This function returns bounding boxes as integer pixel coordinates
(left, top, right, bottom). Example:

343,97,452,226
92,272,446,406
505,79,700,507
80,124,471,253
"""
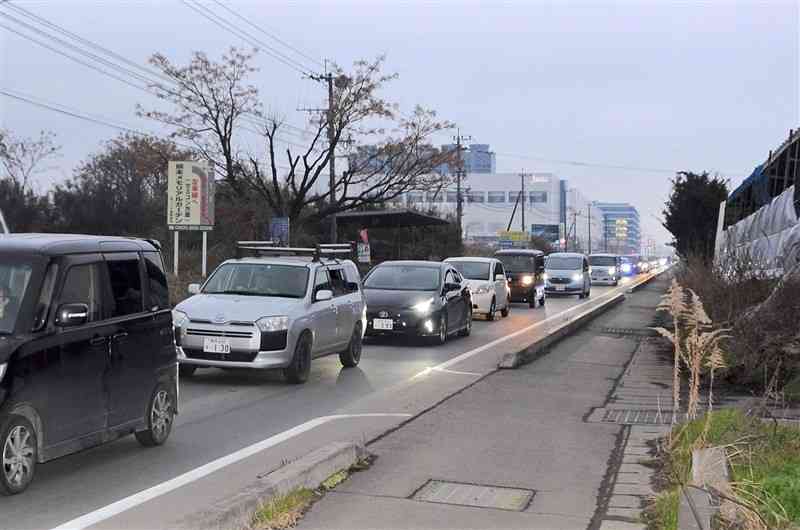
203,263,309,298
590,256,617,266
449,261,491,281
364,266,440,291
546,256,583,270
0,261,34,334
497,255,536,272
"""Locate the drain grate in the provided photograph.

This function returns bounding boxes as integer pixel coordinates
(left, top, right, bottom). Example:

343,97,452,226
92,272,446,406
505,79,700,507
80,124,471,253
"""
590,408,673,425
412,480,534,511
601,327,658,337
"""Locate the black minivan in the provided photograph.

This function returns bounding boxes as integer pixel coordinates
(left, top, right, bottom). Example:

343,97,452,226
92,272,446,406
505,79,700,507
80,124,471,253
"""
0,235,177,495
495,249,547,308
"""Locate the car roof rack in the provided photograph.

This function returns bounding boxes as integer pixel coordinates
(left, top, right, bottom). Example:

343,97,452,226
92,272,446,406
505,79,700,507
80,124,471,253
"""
235,241,355,262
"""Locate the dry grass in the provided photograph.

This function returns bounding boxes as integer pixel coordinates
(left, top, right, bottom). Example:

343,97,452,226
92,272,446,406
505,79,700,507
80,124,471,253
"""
250,489,318,530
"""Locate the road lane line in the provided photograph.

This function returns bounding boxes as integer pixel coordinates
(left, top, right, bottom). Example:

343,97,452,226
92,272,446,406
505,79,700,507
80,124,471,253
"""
416,272,657,376
50,413,411,530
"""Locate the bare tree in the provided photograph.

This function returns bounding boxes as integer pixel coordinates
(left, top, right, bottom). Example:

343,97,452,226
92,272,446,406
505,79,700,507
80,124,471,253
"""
136,47,262,191
141,50,456,229
0,129,60,190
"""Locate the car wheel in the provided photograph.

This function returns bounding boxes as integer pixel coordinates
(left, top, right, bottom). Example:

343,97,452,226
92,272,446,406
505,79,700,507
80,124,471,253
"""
500,299,510,318
487,298,496,321
434,312,448,345
179,364,196,378
586,288,591,298
135,384,175,448
339,323,363,368
0,415,37,496
459,307,472,337
539,296,546,307
284,333,312,384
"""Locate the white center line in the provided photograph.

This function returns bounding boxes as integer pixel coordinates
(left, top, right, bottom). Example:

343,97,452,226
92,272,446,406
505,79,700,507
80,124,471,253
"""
50,413,412,530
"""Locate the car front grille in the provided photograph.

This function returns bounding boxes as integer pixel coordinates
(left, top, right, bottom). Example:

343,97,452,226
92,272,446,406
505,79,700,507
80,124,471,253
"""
260,331,288,351
183,349,258,362
548,277,572,284
186,328,254,339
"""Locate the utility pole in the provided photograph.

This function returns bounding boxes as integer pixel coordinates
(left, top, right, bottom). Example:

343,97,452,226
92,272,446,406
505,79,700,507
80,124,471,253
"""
453,130,472,238
306,64,350,243
573,210,579,251
587,202,592,254
519,170,531,234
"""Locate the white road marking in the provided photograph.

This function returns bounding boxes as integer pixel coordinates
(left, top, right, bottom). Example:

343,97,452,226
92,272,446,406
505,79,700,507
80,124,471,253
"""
413,272,657,377
50,413,412,530
410,366,483,380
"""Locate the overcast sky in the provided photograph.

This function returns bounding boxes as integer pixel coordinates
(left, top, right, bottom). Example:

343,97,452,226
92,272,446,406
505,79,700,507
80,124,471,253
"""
1,0,798,245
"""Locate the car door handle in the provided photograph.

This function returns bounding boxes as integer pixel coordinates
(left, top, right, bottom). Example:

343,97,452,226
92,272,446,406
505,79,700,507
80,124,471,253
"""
112,332,129,341
89,336,108,346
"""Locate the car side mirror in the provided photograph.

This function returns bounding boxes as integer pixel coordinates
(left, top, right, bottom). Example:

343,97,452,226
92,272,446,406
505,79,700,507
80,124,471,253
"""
494,274,506,281
316,289,333,302
187,283,201,295
445,282,461,293
55,303,89,327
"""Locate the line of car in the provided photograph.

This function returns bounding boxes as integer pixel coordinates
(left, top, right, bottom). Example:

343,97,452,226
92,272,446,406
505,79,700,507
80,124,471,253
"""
0,234,659,495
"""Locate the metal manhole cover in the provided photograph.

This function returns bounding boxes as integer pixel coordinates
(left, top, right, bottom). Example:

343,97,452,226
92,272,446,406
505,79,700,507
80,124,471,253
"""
412,480,534,511
601,327,658,337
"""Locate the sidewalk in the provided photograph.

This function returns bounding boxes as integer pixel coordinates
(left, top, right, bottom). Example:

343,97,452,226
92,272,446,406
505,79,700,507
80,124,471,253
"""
298,277,672,530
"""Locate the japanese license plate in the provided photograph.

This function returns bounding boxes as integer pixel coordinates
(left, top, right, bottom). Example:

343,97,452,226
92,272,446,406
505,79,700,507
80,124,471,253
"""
555,285,566,292
373,318,394,331
203,337,231,354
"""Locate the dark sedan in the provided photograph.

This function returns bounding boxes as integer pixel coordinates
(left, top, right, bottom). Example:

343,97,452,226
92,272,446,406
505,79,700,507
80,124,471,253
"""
363,261,472,344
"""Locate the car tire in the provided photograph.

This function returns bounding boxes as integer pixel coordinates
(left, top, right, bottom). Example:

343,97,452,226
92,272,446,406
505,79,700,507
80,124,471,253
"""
179,364,196,378
487,298,496,321
434,312,448,345
339,324,363,368
0,415,37,496
539,296,546,307
500,299,510,318
284,333,312,384
135,384,175,448
459,307,472,337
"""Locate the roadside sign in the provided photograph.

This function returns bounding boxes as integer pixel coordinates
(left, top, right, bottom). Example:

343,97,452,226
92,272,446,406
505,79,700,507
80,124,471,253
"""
497,230,528,249
270,217,290,246
167,161,215,231
357,229,371,263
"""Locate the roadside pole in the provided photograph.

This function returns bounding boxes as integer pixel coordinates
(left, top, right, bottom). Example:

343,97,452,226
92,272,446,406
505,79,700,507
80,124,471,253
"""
587,202,592,254
202,232,208,277
173,231,179,276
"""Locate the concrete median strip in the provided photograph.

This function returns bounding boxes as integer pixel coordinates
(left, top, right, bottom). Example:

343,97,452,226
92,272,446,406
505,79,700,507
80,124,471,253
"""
177,442,369,530
498,292,626,369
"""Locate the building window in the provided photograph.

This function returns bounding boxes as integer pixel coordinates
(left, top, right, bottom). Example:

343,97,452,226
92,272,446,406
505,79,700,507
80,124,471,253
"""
467,191,485,203
426,191,444,203
406,192,424,204
487,191,505,204
507,191,523,203
446,191,458,203
529,191,548,203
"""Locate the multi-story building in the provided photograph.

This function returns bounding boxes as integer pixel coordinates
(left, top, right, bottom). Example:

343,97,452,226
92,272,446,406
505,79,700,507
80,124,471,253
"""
395,172,604,252
592,202,642,255
437,144,496,174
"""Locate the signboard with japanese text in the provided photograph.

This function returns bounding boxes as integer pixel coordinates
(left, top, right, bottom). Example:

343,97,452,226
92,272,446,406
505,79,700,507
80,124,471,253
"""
167,161,215,231
497,230,529,249
357,229,371,263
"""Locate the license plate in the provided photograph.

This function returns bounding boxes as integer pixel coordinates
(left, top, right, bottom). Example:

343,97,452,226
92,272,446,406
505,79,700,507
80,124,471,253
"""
203,337,231,354
555,285,566,291
373,318,394,330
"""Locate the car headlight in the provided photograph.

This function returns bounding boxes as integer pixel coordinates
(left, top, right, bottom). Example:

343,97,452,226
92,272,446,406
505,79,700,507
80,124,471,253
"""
474,283,492,294
257,316,290,332
521,275,533,286
572,273,582,282
621,264,631,273
0,362,6,383
542,273,548,281
412,298,435,315
608,267,616,275
172,309,189,328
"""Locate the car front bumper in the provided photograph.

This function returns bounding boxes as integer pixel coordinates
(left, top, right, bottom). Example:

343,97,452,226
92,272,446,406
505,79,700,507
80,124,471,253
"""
365,309,444,337
471,291,495,314
176,322,294,369
508,285,543,303
591,274,618,285
545,282,583,294
177,345,293,369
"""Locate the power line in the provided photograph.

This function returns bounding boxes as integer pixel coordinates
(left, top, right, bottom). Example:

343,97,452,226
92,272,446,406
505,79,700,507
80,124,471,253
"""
180,0,313,76
494,151,677,174
211,0,324,69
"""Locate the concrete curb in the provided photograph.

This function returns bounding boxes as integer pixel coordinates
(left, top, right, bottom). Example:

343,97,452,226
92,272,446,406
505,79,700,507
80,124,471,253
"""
677,447,729,530
177,442,368,530
498,293,625,369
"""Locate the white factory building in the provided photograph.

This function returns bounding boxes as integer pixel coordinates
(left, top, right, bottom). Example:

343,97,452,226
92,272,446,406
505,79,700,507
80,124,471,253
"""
395,172,606,252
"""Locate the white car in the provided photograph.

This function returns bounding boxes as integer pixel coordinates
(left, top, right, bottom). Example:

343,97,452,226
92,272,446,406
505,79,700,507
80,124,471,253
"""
444,257,510,320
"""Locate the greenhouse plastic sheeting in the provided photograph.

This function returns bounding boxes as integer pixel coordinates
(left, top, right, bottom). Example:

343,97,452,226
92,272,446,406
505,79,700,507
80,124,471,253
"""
719,185,800,270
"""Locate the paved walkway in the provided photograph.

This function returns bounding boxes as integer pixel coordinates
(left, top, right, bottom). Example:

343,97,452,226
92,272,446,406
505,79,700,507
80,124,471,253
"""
298,277,674,530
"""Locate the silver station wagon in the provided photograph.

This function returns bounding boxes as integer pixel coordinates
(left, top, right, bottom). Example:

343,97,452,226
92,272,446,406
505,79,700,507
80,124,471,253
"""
173,244,365,384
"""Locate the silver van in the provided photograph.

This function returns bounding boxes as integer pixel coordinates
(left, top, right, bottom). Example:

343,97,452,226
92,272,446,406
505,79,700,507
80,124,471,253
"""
173,246,366,384
544,252,591,299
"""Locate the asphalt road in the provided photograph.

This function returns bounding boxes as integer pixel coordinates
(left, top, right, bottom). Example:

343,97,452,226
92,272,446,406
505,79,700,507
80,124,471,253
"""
1,282,633,530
